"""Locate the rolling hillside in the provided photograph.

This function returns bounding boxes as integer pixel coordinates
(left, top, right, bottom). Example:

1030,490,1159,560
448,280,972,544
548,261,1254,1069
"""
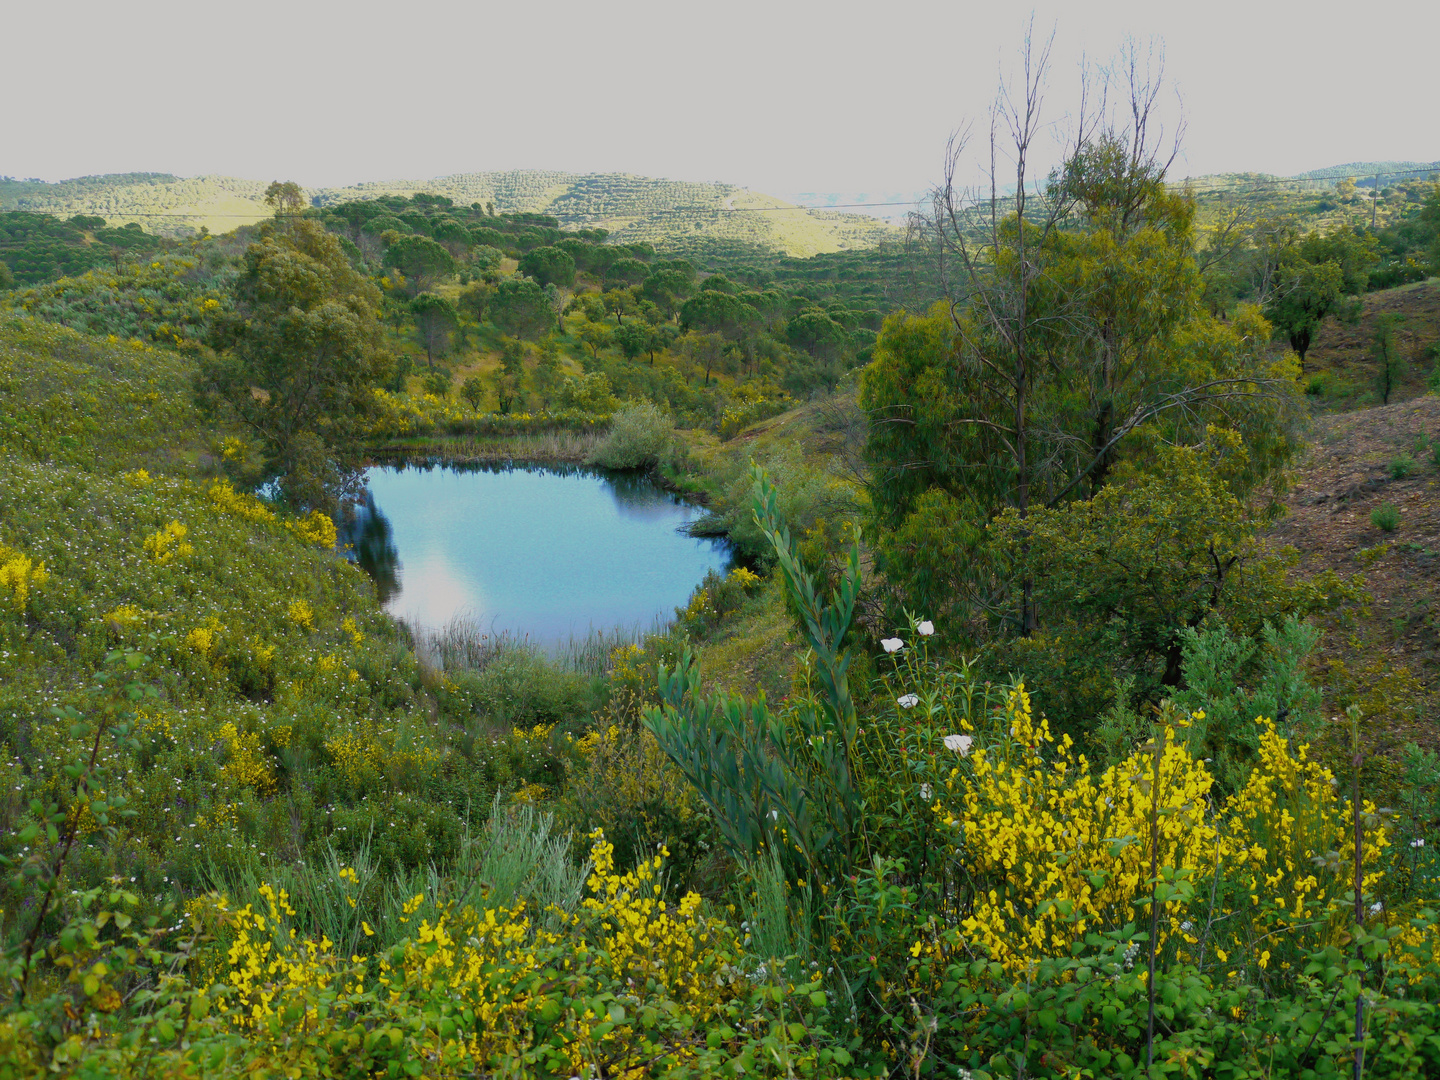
1,170,898,257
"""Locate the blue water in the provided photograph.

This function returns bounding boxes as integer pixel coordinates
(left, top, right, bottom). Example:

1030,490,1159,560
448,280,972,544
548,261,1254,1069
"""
344,462,731,643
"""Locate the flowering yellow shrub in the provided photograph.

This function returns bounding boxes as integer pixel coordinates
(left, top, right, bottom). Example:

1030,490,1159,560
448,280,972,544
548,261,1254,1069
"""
729,565,762,590
1223,721,1389,949
185,626,217,656
207,480,276,525
287,508,337,549
142,520,193,564
200,832,758,1074
101,603,155,631
219,721,275,793
940,686,1387,975
572,723,702,821
287,598,314,630
208,481,335,547
0,543,49,611
326,729,381,786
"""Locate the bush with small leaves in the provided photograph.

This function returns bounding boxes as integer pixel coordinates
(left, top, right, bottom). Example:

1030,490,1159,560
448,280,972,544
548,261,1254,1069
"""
1373,502,1402,531
422,367,453,397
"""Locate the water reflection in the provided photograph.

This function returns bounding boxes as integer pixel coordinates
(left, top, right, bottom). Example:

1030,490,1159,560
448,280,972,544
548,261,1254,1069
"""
340,493,401,606
350,461,732,644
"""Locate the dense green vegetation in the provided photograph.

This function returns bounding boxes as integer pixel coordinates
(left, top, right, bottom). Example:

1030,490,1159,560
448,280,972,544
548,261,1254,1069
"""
3,119,1440,1076
0,212,162,286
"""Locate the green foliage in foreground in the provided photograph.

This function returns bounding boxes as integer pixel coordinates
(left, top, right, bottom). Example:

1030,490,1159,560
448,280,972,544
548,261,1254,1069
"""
0,319,600,915
2,289,1438,1076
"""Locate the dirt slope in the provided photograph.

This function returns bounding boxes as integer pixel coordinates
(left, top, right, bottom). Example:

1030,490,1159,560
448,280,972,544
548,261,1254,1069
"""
1272,391,1440,753
1304,279,1440,407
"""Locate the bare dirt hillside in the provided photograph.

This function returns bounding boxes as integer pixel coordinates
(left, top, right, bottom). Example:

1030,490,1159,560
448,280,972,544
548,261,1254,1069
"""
1304,279,1440,407
1272,389,1440,756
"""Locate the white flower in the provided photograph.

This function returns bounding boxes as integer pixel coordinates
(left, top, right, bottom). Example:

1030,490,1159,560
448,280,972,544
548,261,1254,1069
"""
917,620,934,636
1369,902,1384,915
769,809,779,821
897,693,919,709
881,637,904,653
1411,838,1426,849
943,734,973,756
919,783,933,801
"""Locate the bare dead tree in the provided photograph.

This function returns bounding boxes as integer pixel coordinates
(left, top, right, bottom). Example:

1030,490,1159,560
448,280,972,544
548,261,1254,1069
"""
910,22,1100,633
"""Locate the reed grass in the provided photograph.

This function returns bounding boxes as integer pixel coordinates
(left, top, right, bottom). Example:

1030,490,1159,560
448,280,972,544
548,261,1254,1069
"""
206,793,589,955
411,612,669,677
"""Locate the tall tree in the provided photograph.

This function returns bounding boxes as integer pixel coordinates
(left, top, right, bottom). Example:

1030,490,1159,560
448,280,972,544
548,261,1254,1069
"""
518,245,576,289
488,276,553,340
614,320,650,361
1263,255,1347,369
603,288,637,325
384,235,456,296
605,257,648,290
680,289,754,338
864,39,1300,638
410,291,459,366
196,217,390,512
578,319,613,359
264,180,305,215
430,216,475,257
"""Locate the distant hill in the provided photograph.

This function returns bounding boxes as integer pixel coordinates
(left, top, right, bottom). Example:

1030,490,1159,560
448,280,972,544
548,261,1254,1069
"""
0,173,276,236
773,189,930,226
1294,160,1440,185
0,171,898,258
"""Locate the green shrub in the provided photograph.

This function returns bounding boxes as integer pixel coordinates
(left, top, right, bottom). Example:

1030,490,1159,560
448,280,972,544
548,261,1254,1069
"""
1170,616,1322,791
421,366,452,396
1373,501,1402,531
1390,453,1417,479
587,399,673,470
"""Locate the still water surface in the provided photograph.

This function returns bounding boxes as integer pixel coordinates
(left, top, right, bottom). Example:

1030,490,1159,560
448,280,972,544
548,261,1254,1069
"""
344,462,731,644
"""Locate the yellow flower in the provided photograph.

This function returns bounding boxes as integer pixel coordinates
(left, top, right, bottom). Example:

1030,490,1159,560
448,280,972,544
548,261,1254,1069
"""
0,544,50,611
287,599,314,630
143,521,193,565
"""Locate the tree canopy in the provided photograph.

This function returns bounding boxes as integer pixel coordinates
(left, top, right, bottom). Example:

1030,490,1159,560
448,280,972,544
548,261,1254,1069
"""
488,275,553,340
196,216,390,511
862,76,1306,726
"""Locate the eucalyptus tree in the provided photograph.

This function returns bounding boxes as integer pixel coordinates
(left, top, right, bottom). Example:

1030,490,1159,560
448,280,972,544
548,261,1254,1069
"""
196,216,390,512
863,38,1303,640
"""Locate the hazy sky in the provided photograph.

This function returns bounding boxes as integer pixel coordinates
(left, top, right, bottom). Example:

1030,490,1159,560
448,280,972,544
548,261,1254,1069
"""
5,0,1434,197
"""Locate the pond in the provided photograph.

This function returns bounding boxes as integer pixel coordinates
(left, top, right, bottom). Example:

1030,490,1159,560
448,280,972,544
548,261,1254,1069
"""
342,462,733,646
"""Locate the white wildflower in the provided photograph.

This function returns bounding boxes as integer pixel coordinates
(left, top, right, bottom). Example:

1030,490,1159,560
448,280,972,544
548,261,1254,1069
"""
917,620,934,636
943,734,973,756
881,637,904,653
919,783,932,801
897,693,919,709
